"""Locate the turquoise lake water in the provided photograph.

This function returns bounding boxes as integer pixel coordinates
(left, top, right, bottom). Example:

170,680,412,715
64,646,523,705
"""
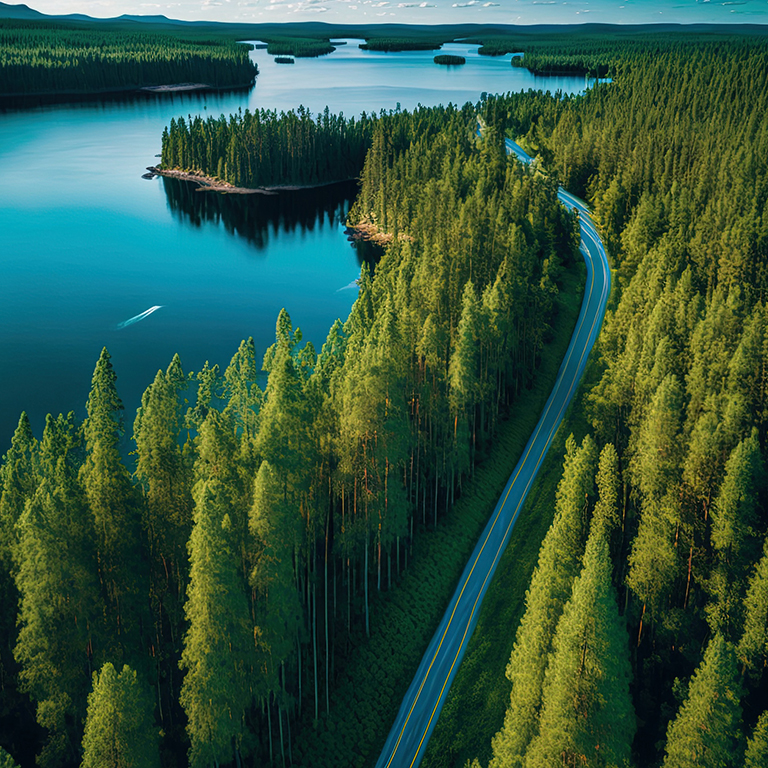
0,42,595,451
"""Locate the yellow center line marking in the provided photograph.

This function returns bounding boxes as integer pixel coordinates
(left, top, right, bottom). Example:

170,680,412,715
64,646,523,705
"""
406,224,609,767
383,206,609,767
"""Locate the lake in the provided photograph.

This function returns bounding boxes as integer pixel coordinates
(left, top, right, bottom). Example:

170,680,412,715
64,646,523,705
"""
0,41,595,452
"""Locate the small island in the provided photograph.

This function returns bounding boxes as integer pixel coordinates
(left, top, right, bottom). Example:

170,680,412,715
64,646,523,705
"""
274,57,295,64
434,54,466,66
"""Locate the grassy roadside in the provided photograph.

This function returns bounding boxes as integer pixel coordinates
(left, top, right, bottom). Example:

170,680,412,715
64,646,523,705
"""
290,259,586,768
422,365,592,768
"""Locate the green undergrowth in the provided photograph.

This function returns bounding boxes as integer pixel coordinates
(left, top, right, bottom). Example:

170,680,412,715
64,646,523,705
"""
290,260,586,768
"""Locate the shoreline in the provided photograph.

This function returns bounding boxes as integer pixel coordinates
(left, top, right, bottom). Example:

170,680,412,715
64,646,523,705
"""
149,167,358,194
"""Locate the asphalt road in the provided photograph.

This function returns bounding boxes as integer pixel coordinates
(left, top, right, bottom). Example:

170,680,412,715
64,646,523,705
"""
374,136,612,768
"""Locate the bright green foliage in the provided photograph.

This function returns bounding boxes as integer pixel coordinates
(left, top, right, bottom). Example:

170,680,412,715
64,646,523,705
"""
737,536,768,675
14,414,103,768
223,337,261,443
81,663,160,768
0,748,19,768
592,442,621,545
0,412,36,569
489,435,597,768
161,106,374,188
524,533,635,768
707,431,764,638
744,710,768,768
249,461,303,692
80,348,142,651
180,410,256,768
134,360,193,605
0,21,257,95
661,636,743,768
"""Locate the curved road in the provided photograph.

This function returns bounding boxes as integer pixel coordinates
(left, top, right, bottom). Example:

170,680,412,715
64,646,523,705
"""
375,137,612,768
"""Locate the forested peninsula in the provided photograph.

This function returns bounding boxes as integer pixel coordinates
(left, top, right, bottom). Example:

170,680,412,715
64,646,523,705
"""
0,103,574,767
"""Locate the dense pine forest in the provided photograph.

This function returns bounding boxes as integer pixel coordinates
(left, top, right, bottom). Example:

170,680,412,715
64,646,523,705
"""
160,107,376,188
5,18,768,768
0,22,257,95
418,36,768,768
0,104,573,767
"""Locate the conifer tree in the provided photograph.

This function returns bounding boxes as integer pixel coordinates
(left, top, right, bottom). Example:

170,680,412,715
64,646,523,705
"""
0,748,19,768
524,533,635,768
179,410,256,768
81,662,160,768
0,412,36,570
80,348,143,651
744,710,768,768
14,414,103,768
707,431,764,638
661,635,743,768
489,435,597,768
737,535,768,675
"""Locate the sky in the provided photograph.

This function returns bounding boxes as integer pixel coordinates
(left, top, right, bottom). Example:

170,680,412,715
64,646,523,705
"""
19,0,768,26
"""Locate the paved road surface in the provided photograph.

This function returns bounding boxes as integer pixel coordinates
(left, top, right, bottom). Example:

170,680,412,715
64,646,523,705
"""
375,136,612,768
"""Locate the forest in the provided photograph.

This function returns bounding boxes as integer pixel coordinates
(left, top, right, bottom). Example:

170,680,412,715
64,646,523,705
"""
0,21,257,95
419,35,768,768
160,106,376,188
0,104,574,767
4,17,768,768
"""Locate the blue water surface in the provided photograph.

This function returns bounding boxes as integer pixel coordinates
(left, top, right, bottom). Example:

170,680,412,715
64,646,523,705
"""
0,42,594,450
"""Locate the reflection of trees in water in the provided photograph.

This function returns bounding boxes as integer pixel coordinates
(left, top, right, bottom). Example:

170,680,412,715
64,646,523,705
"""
161,176,361,254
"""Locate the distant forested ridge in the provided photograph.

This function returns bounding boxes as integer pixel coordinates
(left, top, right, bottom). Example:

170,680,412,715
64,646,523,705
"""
442,35,768,768
0,21,258,95
0,103,575,767
160,106,376,188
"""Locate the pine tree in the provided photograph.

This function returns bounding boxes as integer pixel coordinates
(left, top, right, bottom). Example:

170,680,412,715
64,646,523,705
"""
707,431,764,638
14,414,103,768
81,662,161,768
744,710,768,768
737,535,768,676
0,748,19,768
524,532,635,768
661,635,743,768
80,348,143,651
489,435,597,768
179,410,256,768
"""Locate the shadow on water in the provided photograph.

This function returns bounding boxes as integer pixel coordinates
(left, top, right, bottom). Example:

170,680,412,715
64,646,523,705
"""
161,176,366,256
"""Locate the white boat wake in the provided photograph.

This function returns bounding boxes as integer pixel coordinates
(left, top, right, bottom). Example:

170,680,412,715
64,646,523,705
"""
336,279,360,293
116,305,163,330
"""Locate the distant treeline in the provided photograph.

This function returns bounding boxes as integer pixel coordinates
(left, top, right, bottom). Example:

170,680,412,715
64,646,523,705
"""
160,105,376,187
0,104,574,768
0,21,258,95
360,38,443,52
263,36,335,58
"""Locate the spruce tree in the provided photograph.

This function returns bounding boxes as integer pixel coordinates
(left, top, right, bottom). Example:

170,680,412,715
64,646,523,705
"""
81,662,160,768
489,435,597,768
524,533,635,768
661,635,743,768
